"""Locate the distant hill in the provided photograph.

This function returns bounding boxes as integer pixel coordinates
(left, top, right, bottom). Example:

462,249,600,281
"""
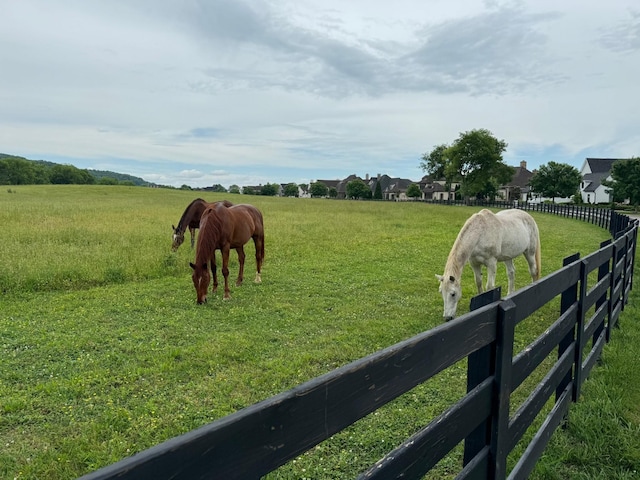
86,169,150,186
0,153,150,186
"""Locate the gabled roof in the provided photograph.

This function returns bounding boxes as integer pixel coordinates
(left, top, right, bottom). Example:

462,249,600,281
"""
581,158,620,193
505,165,533,188
585,158,618,174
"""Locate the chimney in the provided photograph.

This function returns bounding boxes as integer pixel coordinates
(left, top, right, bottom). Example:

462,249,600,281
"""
365,173,369,181
520,160,527,169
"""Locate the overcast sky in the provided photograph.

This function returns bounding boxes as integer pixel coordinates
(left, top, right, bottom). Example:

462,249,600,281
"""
1,1,639,188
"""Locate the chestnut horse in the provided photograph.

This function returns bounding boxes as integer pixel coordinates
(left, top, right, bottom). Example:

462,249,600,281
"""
190,203,264,303
436,209,541,321
171,198,234,251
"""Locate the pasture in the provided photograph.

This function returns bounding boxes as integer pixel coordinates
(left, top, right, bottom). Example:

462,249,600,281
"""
0,185,637,479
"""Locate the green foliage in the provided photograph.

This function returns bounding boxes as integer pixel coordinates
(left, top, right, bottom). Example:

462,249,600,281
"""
446,129,512,199
346,179,372,199
208,184,227,193
329,186,338,198
99,176,120,185
310,181,328,197
420,130,513,199
604,157,640,206
283,183,299,197
229,184,241,194
0,186,637,479
420,144,448,179
0,155,50,184
529,161,581,202
374,180,383,199
406,183,421,198
260,183,279,196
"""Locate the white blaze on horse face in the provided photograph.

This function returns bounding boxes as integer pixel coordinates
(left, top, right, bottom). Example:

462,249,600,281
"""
437,274,461,320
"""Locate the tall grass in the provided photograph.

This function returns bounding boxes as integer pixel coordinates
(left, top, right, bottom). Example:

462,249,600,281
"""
0,185,634,479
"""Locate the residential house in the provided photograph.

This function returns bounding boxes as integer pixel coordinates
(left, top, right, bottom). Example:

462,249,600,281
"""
498,161,534,203
579,158,619,204
367,174,416,201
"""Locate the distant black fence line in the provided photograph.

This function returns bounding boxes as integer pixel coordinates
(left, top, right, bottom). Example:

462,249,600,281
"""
80,206,638,480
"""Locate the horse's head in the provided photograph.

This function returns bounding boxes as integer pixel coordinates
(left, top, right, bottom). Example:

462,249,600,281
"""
436,274,461,321
190,262,210,304
172,225,184,252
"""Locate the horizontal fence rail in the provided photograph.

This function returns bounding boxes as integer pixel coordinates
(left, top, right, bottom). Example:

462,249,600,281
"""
80,207,638,480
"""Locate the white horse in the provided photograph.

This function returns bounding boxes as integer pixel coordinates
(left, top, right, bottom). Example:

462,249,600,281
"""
436,209,541,321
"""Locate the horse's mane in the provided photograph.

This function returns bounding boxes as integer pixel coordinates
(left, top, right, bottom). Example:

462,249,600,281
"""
194,205,227,264
176,198,207,232
444,211,487,279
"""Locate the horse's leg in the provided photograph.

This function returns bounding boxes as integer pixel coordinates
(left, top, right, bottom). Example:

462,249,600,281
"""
485,258,498,292
210,255,218,294
235,246,245,286
254,235,263,283
470,261,483,294
222,247,231,300
504,259,516,294
524,251,538,282
189,227,196,249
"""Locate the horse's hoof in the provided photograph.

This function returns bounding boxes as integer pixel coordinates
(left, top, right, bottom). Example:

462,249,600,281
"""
254,274,262,283
223,295,231,301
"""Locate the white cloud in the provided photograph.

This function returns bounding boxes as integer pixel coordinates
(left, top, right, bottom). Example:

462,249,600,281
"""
1,0,639,188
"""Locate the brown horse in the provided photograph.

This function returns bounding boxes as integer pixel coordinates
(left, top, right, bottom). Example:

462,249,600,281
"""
171,199,233,251
190,203,265,303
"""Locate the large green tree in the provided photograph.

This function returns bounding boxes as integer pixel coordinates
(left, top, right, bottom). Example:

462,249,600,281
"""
419,144,448,180
346,179,372,199
283,183,299,197
310,181,328,198
529,161,581,203
420,129,513,200
603,157,640,207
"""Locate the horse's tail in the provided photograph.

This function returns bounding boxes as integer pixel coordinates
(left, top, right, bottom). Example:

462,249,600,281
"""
534,225,541,281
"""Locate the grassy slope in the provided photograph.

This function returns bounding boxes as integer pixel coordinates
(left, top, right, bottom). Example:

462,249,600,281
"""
0,186,638,479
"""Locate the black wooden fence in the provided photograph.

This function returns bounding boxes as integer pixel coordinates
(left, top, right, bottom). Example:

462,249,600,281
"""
80,207,638,480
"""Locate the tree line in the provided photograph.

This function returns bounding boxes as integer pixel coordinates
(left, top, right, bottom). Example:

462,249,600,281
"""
0,155,142,186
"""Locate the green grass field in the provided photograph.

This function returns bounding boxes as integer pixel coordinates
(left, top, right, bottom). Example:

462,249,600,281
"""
1,185,639,479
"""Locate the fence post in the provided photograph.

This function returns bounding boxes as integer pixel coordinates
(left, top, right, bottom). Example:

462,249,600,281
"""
489,300,516,480
558,253,579,403
573,258,588,401
463,287,502,467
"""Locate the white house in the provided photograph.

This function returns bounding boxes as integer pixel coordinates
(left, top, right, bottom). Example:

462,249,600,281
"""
579,158,619,204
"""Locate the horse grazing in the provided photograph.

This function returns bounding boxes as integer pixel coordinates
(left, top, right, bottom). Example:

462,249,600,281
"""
190,203,264,303
436,208,541,321
172,199,234,251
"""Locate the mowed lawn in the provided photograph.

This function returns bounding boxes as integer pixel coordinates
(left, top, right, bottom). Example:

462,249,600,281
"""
1,185,639,479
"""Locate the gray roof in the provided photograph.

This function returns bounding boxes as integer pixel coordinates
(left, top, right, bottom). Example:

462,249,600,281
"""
586,158,618,174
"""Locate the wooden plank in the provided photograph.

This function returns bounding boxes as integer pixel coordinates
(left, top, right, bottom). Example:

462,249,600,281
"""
508,347,573,452
456,446,490,480
583,276,610,311
508,384,572,480
506,262,581,324
583,303,607,347
582,330,606,382
80,308,498,480
511,304,576,390
358,378,493,479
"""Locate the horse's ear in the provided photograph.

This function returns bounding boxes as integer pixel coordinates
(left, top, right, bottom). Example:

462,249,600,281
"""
435,274,443,282
172,225,176,230
189,262,196,270
449,275,455,283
